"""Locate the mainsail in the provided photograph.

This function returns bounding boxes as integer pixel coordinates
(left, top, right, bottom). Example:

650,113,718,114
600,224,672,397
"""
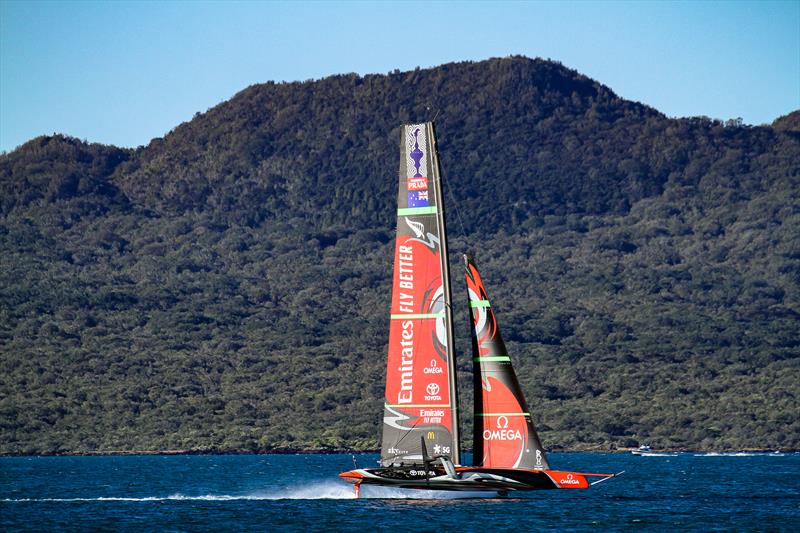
465,255,550,470
379,123,460,467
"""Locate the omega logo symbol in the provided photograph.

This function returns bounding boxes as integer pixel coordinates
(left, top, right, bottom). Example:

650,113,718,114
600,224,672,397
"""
424,359,443,375
426,383,440,395
483,415,522,441
559,473,580,485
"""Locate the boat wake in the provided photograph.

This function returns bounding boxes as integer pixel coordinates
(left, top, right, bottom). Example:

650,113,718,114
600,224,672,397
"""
242,482,497,500
2,482,498,502
356,485,498,500
254,481,494,499
693,452,785,457
3,495,261,503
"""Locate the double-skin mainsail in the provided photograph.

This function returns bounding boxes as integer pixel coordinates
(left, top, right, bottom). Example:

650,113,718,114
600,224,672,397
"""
380,123,461,467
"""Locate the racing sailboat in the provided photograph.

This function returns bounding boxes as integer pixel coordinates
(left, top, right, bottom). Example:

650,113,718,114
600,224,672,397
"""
339,123,615,496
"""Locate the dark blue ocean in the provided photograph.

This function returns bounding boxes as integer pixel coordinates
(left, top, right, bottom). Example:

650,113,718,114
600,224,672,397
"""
2,452,798,531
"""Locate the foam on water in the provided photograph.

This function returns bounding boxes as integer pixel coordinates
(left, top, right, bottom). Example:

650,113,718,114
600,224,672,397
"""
3,494,274,503
693,452,785,457
356,485,497,500
243,480,485,500
1,483,352,503
256,480,357,499
2,481,498,502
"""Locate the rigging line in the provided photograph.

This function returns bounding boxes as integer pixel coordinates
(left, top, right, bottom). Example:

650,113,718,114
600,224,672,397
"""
429,113,463,240
590,471,625,486
426,104,441,124
392,416,422,454
442,165,468,243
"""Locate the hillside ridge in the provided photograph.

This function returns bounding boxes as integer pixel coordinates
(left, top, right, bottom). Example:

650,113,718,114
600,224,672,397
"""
1,56,798,454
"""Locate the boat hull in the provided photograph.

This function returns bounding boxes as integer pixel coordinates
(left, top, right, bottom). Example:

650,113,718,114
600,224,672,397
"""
339,466,612,492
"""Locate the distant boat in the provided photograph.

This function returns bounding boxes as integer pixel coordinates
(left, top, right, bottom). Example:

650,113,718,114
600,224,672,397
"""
339,123,616,497
632,445,679,457
631,445,652,455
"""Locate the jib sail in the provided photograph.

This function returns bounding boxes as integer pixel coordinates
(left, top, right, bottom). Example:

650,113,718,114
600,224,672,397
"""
380,123,460,467
465,255,550,470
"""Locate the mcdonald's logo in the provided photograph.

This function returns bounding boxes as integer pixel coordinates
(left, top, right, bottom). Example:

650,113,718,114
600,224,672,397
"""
427,431,436,440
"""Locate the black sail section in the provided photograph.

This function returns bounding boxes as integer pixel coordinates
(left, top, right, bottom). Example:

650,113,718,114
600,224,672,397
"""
379,123,460,467
464,255,550,470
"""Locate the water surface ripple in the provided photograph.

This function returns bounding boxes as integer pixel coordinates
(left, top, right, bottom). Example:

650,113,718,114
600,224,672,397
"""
1,452,797,531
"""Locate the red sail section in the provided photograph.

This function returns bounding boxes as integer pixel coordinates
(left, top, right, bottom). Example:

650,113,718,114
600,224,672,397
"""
380,124,459,467
465,256,550,470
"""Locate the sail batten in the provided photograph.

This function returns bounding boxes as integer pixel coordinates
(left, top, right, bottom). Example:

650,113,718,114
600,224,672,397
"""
379,123,460,467
389,313,445,319
397,206,439,216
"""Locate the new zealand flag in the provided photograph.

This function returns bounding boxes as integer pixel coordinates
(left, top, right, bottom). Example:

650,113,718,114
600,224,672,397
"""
407,190,429,208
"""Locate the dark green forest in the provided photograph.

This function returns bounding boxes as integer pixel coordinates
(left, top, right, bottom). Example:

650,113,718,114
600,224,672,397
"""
1,57,798,454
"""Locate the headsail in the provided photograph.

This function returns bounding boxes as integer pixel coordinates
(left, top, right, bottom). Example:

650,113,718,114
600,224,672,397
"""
379,123,460,467
465,255,550,470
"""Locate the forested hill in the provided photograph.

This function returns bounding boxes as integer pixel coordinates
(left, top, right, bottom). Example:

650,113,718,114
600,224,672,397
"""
1,57,798,455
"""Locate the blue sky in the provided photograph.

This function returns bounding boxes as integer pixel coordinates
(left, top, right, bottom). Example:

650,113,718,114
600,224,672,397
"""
1,0,798,153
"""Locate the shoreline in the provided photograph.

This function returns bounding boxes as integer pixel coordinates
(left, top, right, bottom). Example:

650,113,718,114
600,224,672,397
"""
1,447,793,458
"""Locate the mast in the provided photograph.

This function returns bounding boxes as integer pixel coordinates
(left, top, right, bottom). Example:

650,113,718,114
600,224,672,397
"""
428,122,461,465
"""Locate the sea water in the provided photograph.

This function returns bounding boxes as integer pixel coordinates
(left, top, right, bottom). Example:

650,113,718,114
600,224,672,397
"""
1,452,798,531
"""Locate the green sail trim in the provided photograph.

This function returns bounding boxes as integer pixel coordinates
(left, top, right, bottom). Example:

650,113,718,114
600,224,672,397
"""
469,299,491,308
390,312,446,320
473,356,511,362
385,403,452,408
397,206,438,216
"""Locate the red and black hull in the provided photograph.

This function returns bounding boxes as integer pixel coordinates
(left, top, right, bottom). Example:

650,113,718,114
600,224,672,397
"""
340,466,613,492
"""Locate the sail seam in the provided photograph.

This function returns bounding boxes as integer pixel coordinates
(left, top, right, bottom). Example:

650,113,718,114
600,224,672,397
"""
473,356,511,362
